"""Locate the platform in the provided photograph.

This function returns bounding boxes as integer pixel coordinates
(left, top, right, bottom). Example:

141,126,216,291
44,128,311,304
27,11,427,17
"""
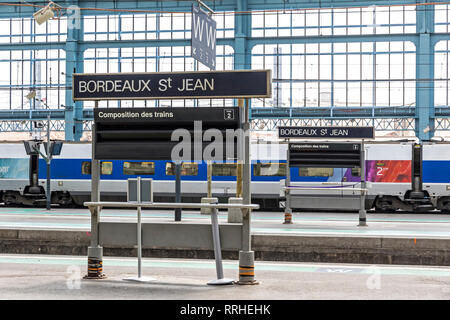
0,207,450,266
1,253,450,300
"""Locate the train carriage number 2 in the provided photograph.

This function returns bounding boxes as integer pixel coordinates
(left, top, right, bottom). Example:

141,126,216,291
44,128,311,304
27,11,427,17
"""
377,167,388,176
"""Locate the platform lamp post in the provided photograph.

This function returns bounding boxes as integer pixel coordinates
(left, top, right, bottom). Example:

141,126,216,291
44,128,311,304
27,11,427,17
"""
30,115,63,210
26,92,64,210
39,99,63,210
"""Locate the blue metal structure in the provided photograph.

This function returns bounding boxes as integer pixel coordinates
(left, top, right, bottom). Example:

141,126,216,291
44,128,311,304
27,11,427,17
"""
0,0,449,141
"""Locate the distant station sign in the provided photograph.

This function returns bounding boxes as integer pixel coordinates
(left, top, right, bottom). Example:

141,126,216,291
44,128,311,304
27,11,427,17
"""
279,126,374,139
73,70,271,101
191,5,216,69
93,107,241,160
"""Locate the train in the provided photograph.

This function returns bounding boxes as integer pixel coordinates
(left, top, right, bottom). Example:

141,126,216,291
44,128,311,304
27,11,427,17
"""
0,139,449,212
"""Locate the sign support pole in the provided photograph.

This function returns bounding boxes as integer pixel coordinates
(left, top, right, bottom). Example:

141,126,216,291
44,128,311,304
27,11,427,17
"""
358,139,368,227
237,98,258,285
236,99,244,198
84,100,105,279
175,163,182,221
46,114,51,211
137,177,142,277
284,147,293,224
207,160,212,198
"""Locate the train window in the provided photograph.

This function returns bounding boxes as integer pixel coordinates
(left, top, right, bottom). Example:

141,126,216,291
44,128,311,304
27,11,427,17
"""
298,168,334,177
165,162,198,176
81,161,91,175
100,162,113,175
124,162,155,175
212,163,236,176
253,163,286,176
351,167,361,176
81,161,113,175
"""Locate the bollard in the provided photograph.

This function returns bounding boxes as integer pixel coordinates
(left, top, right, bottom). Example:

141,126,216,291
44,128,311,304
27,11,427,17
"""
283,187,293,224
283,209,293,224
84,246,106,279
227,197,243,223
235,250,259,285
200,197,218,214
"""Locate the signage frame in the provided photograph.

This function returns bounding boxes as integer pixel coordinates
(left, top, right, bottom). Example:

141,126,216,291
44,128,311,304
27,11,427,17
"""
288,142,362,169
92,107,241,161
278,126,375,140
72,70,271,101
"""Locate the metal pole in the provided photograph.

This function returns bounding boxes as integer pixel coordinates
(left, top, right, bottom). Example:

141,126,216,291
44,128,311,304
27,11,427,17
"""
284,146,293,224
207,208,233,285
137,176,142,278
124,176,156,283
46,114,51,211
175,163,182,221
237,98,257,285
90,122,100,247
92,102,100,206
85,100,105,279
211,208,223,279
236,99,244,198
196,0,215,14
207,160,212,198
242,100,251,251
358,140,367,227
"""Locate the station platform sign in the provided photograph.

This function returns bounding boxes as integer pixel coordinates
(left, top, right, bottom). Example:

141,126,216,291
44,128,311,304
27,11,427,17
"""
289,142,362,168
279,126,374,139
93,107,241,161
73,70,271,101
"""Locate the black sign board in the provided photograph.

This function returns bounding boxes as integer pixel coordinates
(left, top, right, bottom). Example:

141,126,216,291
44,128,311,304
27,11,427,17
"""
289,143,362,168
93,107,241,160
279,126,374,139
73,70,271,101
192,5,216,70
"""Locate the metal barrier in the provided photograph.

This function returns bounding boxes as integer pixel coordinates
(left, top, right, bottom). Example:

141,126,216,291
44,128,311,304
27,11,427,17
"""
84,200,259,285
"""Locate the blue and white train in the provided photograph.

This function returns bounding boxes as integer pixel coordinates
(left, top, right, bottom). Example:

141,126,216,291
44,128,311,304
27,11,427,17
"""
0,140,450,212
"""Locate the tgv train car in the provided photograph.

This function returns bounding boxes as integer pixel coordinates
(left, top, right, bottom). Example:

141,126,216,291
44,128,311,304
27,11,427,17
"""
0,140,449,212
0,141,286,209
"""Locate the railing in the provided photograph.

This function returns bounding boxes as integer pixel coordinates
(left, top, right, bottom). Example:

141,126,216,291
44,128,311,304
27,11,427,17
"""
85,201,259,285
283,186,368,194
85,202,259,210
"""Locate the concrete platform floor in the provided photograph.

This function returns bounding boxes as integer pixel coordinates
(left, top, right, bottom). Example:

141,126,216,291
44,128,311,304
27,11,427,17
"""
1,253,450,300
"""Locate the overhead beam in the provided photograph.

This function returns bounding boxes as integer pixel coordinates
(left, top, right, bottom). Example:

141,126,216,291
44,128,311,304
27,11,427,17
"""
1,0,448,18
250,107,416,119
248,34,418,49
